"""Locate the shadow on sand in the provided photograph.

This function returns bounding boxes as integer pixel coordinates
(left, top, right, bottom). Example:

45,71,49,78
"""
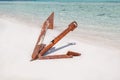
44,42,76,56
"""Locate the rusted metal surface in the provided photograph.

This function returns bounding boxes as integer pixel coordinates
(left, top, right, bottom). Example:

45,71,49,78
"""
31,12,81,61
67,51,81,56
38,21,78,57
31,12,54,60
39,54,73,60
39,51,81,60
31,44,44,60
46,12,54,29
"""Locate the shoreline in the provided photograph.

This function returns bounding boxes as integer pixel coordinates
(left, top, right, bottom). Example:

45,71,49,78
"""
1,15,120,51
55,24,120,51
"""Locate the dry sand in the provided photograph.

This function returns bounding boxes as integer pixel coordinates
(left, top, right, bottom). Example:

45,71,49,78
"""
0,17,120,80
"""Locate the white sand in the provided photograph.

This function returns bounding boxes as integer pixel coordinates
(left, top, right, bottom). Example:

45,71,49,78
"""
0,17,120,80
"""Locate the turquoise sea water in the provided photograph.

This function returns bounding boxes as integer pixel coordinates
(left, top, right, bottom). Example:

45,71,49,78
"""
0,2,120,48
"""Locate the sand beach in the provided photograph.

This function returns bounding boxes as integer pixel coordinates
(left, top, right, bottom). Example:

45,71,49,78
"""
0,2,120,80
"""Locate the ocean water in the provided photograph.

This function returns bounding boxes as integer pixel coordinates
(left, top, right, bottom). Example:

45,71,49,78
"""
0,2,120,48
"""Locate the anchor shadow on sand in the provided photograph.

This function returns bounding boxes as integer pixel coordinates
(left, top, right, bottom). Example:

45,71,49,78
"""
44,42,76,56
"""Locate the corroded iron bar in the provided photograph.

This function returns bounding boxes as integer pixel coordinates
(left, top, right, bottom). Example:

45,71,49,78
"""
38,21,78,57
38,51,80,60
67,51,81,56
47,12,54,29
39,54,73,60
31,12,54,60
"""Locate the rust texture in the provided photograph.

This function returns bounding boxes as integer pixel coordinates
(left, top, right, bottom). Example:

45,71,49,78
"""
38,21,78,57
39,55,73,60
31,12,54,60
39,51,81,60
47,12,54,29
67,51,81,56
31,12,81,61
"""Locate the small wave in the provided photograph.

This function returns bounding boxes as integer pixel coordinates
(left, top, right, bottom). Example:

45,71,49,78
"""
61,9,66,11
97,13,105,16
